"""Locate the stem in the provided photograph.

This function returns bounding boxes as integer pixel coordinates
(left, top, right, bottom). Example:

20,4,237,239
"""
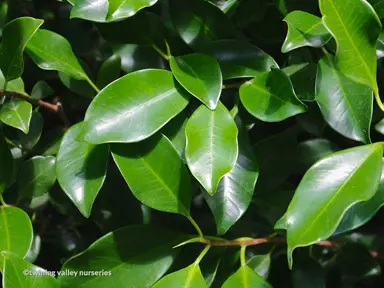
187,215,204,239
86,78,100,94
0,195,8,206
240,246,246,267
321,46,330,56
165,40,171,59
195,245,211,265
152,43,170,61
223,82,242,89
374,88,384,112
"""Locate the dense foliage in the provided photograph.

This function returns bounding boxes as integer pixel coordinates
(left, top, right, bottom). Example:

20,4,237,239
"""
0,0,384,287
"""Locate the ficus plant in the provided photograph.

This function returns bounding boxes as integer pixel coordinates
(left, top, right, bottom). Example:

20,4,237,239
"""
1,0,384,287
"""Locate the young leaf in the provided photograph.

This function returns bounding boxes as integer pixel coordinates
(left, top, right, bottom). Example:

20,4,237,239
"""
185,103,238,195
0,129,13,193
153,264,207,288
169,0,236,48
170,54,222,110
111,134,192,216
222,266,272,288
240,68,307,122
26,30,91,81
282,11,331,53
204,119,258,235
17,156,56,200
0,207,33,270
56,123,109,218
316,56,373,144
200,40,278,79
283,144,383,267
59,225,184,288
320,0,381,91
0,17,43,81
81,69,190,144
2,251,59,288
0,99,32,134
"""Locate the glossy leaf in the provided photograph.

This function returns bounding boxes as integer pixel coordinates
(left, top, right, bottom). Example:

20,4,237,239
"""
377,31,384,59
283,144,383,267
0,17,43,81
0,207,33,269
56,123,109,218
0,70,24,93
204,119,258,234
59,225,183,288
0,99,32,133
282,11,331,53
162,112,188,160
107,0,159,21
169,0,236,48
185,103,238,195
153,264,207,288
17,156,56,200
316,56,372,144
247,254,271,279
170,53,222,110
31,80,54,100
200,40,278,79
2,252,59,288
96,54,121,89
240,68,307,122
26,29,90,81
0,129,13,193
111,134,192,216
222,265,272,288
320,0,381,91
81,69,190,144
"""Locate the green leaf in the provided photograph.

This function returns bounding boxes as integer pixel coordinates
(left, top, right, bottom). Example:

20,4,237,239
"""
59,72,95,98
320,0,381,91
283,63,317,101
2,251,59,288
153,264,207,288
222,265,272,288
334,159,384,235
0,129,13,193
369,0,384,19
17,156,56,200
292,255,325,288
56,122,109,218
96,54,121,89
240,68,307,122
283,144,383,268
107,0,160,21
247,254,271,279
26,29,90,81
170,54,222,110
31,81,54,100
14,111,43,150
377,31,384,59
162,112,188,160
0,17,43,81
111,134,192,216
0,70,24,93
282,11,331,53
316,56,372,144
0,99,32,133
0,206,33,270
204,119,258,234
200,40,278,79
81,69,190,144
185,102,238,195
169,0,236,48
59,225,183,288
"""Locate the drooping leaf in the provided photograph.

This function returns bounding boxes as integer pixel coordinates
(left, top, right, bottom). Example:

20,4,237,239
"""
96,54,121,89
222,265,272,288
240,68,307,122
0,206,33,270
59,225,184,288
200,40,278,79
320,0,381,91
2,251,59,288
0,99,32,133
283,144,383,267
56,122,109,218
26,29,90,81
111,134,192,216
316,56,372,144
169,0,236,48
185,102,238,195
204,118,258,234
81,69,190,144
153,263,207,288
0,129,13,193
170,53,222,110
17,156,56,200
0,17,43,81
31,80,54,100
282,11,331,53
